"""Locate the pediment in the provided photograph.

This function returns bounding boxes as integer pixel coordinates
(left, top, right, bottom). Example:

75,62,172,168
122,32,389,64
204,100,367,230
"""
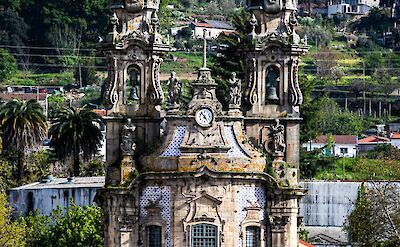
189,191,222,205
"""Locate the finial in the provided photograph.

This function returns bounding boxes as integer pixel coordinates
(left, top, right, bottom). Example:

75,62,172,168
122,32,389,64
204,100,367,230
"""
202,29,207,68
249,13,257,36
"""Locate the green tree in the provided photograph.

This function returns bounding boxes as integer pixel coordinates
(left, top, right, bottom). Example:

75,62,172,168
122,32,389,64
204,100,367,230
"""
49,106,103,176
23,203,104,247
0,48,17,82
346,183,377,246
0,99,48,179
346,183,400,246
0,193,26,246
210,8,250,107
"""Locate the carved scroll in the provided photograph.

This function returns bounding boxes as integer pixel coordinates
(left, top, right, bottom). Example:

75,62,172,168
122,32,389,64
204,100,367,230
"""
246,58,258,105
150,57,164,105
104,56,119,108
289,60,303,106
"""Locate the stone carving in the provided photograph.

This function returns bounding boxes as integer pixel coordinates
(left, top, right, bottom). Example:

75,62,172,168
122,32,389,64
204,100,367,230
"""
262,0,282,14
104,56,119,108
249,14,258,36
229,72,241,107
246,58,257,105
149,11,162,44
120,118,136,155
150,57,164,104
125,0,144,13
269,215,289,231
247,0,282,14
267,119,285,155
167,72,182,109
185,125,227,148
289,60,303,106
258,32,290,46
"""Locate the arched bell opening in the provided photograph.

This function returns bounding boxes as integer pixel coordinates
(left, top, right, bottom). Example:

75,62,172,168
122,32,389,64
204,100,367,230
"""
265,65,280,104
125,65,141,104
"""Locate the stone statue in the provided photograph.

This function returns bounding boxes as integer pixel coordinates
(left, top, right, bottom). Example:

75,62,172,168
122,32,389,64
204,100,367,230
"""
120,118,136,155
167,72,182,108
229,72,241,106
268,119,285,155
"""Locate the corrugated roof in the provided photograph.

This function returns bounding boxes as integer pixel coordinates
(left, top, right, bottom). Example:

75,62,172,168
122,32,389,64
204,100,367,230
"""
204,20,234,30
192,20,234,30
313,135,357,144
358,135,390,143
9,176,105,190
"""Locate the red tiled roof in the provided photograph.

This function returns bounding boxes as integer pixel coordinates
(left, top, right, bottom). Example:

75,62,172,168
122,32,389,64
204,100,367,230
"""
299,240,316,247
0,93,47,101
391,133,400,139
358,135,390,143
313,135,357,145
192,22,212,28
93,109,107,117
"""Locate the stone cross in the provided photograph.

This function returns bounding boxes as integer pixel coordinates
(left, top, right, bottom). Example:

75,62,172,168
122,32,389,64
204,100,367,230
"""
202,28,207,68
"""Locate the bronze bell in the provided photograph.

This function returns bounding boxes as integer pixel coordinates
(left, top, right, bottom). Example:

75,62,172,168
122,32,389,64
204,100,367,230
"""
129,86,140,100
266,86,279,100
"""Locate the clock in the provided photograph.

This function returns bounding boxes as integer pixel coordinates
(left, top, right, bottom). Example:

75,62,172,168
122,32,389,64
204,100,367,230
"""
195,108,214,127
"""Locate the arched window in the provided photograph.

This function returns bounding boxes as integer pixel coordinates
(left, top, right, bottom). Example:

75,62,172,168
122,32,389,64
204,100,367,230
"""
191,223,218,247
126,65,141,102
265,66,280,102
147,225,162,247
245,226,260,247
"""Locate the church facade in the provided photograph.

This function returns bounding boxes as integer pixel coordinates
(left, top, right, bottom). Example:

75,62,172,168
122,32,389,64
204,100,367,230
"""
96,0,308,247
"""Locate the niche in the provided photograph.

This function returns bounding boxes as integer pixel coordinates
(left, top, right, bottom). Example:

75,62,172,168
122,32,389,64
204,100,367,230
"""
126,65,141,103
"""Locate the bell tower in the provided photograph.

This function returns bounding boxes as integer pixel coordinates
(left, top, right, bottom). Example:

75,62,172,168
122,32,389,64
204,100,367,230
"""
99,0,170,183
243,0,308,166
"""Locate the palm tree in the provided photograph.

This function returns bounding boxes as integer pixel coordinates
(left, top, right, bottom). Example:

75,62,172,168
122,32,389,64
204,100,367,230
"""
49,106,103,176
0,99,48,179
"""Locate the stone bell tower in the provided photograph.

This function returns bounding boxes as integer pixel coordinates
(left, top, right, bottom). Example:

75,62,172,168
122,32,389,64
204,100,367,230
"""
99,0,170,183
243,0,308,166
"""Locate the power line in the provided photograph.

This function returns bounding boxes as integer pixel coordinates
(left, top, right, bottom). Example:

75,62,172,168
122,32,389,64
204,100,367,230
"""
0,44,97,52
10,53,106,60
16,63,107,69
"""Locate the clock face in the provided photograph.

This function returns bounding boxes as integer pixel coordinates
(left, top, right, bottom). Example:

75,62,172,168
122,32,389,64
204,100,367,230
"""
195,108,214,127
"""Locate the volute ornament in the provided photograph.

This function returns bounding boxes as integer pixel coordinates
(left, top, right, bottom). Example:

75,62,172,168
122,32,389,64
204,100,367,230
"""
150,57,164,104
103,56,119,108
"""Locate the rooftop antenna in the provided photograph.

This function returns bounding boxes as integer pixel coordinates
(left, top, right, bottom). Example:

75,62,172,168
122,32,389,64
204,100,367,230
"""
202,28,207,68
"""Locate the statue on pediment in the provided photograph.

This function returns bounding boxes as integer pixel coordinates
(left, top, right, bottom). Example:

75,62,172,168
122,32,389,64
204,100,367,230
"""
229,72,242,106
120,118,136,155
167,72,182,109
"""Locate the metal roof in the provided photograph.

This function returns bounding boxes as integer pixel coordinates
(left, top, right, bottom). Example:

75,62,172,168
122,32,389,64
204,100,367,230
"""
9,176,105,190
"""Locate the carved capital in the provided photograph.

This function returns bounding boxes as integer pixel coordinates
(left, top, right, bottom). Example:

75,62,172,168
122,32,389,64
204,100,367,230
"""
269,215,289,231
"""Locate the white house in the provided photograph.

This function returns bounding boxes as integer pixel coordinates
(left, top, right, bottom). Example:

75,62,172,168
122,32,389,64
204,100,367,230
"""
303,135,358,157
327,0,380,17
190,20,235,39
